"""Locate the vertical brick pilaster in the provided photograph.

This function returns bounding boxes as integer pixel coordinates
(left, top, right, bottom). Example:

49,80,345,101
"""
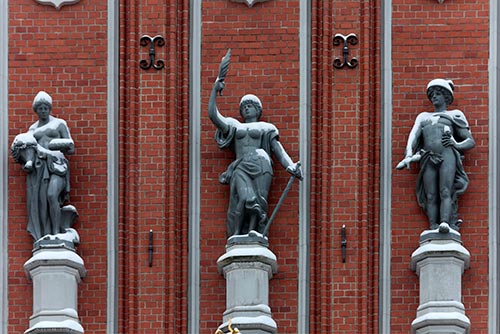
118,0,190,333
309,0,381,333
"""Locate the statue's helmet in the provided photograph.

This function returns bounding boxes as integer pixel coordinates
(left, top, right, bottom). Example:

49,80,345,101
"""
426,79,454,104
32,91,53,111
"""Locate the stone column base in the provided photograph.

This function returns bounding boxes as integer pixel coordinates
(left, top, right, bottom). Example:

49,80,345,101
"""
217,236,278,334
24,241,86,334
411,309,470,334
410,229,470,334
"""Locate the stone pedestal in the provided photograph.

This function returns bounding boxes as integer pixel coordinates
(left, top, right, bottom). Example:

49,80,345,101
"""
24,241,86,334
216,235,278,334
410,229,470,334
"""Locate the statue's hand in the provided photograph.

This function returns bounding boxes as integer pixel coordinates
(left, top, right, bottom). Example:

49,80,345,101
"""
287,162,304,180
396,156,412,170
441,132,457,148
213,80,225,95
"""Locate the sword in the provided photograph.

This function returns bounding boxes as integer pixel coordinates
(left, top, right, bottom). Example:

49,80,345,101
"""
262,162,301,237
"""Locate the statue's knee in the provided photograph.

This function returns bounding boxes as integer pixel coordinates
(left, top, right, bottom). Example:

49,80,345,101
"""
440,187,452,199
426,192,437,203
245,196,258,209
47,191,60,204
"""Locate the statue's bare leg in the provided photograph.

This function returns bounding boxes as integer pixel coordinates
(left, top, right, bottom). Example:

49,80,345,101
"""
422,165,440,229
233,174,253,235
47,176,65,235
39,180,49,236
439,150,457,225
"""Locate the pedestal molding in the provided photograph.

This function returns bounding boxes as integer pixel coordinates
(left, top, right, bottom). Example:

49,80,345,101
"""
217,243,278,334
24,247,86,334
411,235,470,334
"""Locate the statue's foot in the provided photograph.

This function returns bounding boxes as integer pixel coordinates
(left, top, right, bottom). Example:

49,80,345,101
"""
61,205,79,229
430,223,439,230
248,230,259,237
452,219,463,231
438,222,450,233
248,229,268,240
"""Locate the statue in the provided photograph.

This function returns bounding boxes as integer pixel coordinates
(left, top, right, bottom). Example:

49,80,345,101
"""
208,50,303,238
397,79,475,233
11,91,79,243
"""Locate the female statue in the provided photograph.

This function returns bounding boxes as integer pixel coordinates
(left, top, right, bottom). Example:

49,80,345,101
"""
11,91,77,240
208,53,302,237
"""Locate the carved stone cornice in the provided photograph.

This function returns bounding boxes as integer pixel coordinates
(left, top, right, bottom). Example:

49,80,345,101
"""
230,0,271,7
33,0,80,10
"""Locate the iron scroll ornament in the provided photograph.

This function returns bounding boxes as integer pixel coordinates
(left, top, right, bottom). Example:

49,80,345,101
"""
140,35,165,70
333,33,359,69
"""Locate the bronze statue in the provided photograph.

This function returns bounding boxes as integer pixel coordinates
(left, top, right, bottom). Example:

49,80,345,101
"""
11,91,78,241
397,79,475,233
208,50,302,238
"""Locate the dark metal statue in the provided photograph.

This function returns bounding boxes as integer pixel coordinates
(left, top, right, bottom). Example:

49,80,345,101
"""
11,91,79,242
208,49,303,238
396,79,475,233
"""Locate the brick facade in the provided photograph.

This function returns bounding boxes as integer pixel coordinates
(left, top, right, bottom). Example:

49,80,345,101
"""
5,0,494,333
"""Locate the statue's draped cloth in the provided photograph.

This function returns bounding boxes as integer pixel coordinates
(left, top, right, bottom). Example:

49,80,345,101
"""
415,113,470,225
215,118,278,235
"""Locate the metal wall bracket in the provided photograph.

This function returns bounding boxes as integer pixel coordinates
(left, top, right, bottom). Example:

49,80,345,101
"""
140,35,165,70
341,225,347,263
148,229,153,267
333,33,359,69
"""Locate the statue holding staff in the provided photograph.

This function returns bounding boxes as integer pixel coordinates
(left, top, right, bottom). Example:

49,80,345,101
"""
208,50,303,238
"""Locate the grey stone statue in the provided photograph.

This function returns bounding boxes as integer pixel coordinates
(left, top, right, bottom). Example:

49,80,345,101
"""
208,50,303,238
396,79,475,233
11,91,79,243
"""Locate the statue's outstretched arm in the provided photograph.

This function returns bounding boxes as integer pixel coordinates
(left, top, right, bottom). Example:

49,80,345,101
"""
271,139,303,180
208,82,229,135
208,49,232,135
396,115,423,170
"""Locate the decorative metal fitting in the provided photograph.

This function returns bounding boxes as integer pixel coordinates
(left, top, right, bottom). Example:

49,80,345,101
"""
333,33,359,69
148,229,153,267
341,224,347,263
140,35,165,70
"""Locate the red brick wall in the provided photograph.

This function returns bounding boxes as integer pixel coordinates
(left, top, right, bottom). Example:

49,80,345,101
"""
8,1,108,333
200,1,302,333
392,0,490,333
118,0,190,333
309,1,381,333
